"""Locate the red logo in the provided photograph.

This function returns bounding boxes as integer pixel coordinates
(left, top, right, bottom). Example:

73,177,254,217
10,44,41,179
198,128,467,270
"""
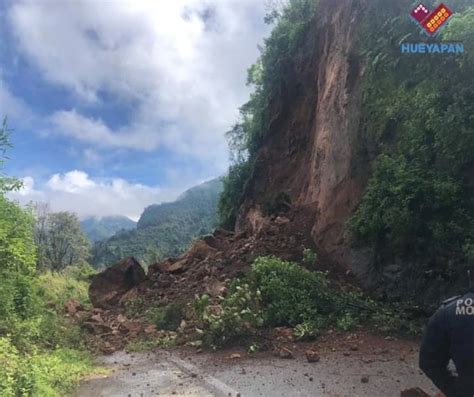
411,3,453,36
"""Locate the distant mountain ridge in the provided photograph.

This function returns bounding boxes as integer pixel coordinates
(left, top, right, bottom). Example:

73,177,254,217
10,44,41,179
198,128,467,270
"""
137,179,222,229
81,215,136,242
91,178,223,268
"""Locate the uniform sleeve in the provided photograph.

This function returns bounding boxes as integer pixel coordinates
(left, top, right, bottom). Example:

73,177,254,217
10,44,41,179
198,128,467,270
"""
419,308,460,397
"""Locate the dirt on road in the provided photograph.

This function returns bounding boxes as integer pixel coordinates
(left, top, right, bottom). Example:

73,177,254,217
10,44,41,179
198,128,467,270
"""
76,332,438,397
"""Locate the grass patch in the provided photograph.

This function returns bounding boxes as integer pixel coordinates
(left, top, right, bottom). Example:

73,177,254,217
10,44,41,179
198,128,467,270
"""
126,333,177,352
37,264,94,309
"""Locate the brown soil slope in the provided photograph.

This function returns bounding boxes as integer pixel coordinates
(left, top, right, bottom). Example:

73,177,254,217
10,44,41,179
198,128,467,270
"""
237,0,371,280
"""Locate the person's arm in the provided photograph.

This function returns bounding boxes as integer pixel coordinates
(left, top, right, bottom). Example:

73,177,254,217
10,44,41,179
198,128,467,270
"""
419,308,459,397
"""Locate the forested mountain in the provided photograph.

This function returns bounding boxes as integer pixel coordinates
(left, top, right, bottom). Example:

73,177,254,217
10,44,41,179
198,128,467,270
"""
91,178,222,268
81,216,136,242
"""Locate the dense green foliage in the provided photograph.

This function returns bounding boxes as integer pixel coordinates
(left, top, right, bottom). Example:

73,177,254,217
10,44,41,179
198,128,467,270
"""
251,257,336,326
92,178,222,268
0,121,96,396
193,283,264,347
349,1,474,291
80,215,136,242
0,196,39,350
218,0,317,228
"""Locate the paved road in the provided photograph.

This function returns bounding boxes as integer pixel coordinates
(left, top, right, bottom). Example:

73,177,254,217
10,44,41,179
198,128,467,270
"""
75,351,216,397
180,349,437,397
76,345,438,397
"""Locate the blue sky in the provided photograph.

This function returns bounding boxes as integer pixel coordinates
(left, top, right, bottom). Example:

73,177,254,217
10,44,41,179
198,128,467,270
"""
0,0,269,220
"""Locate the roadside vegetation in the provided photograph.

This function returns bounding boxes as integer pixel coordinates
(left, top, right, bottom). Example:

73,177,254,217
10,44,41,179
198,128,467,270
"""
0,119,98,397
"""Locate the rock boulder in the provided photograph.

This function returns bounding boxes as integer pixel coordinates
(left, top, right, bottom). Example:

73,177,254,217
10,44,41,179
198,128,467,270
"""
89,257,147,309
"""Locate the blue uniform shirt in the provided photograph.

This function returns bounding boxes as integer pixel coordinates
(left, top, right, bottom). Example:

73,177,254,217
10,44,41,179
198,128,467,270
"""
419,291,474,397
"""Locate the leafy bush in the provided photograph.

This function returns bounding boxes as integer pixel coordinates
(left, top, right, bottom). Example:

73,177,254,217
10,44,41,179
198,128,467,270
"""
251,256,336,326
30,348,95,397
302,248,317,264
193,283,264,347
336,313,359,331
0,337,22,396
293,320,319,341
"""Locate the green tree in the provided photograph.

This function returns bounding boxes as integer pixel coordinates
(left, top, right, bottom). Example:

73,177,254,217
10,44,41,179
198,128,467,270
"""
35,210,91,271
0,118,37,339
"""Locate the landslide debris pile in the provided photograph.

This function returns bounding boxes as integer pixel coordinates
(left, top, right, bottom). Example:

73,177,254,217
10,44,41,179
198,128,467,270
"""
82,209,349,352
141,210,319,303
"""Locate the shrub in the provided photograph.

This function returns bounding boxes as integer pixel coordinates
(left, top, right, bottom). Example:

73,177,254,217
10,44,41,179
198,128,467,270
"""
0,337,21,396
193,283,264,347
336,313,358,331
0,338,95,397
293,320,320,341
31,348,95,397
251,256,336,326
302,248,317,264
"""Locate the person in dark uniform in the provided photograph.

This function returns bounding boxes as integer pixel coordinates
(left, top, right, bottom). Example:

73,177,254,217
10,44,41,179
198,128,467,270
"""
419,271,474,397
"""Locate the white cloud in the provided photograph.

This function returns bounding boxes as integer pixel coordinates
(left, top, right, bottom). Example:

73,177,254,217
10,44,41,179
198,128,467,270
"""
8,0,269,169
9,170,187,221
14,176,40,197
49,109,160,151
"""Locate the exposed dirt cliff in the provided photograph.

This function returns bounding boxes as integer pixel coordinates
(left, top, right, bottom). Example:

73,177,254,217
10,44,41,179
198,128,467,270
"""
236,0,371,278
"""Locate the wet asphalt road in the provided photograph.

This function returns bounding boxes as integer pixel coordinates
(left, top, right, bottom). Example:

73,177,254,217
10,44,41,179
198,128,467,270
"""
76,348,438,397
75,351,214,397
